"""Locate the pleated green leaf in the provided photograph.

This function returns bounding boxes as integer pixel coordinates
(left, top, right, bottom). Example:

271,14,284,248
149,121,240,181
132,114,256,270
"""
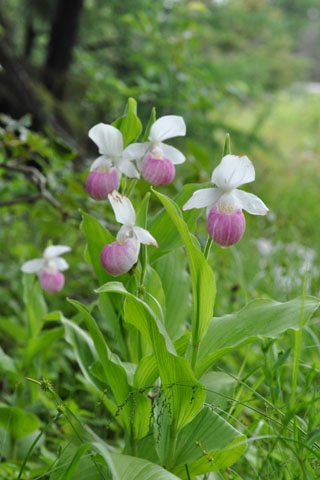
96,282,205,432
196,296,320,378
152,190,216,351
173,406,245,477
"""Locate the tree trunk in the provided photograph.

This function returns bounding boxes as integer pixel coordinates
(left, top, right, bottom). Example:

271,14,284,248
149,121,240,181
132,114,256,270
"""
43,0,84,99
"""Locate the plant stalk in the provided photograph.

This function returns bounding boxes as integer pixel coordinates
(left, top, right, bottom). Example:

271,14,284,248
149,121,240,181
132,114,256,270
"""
203,237,213,260
290,278,307,410
191,342,199,371
167,426,178,470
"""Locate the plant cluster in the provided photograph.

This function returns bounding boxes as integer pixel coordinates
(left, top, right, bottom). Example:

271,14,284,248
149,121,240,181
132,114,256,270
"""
2,98,320,479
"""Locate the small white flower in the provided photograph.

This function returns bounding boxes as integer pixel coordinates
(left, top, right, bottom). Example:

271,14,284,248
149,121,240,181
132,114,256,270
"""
21,245,71,275
108,191,158,248
100,191,158,276
183,154,269,216
125,115,186,170
88,123,140,179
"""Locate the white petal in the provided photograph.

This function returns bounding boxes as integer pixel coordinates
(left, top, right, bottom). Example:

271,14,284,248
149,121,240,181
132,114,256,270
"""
21,258,45,273
108,191,136,226
52,257,69,271
233,189,269,215
124,142,150,161
211,155,255,189
116,224,134,244
149,116,186,143
90,156,112,172
133,226,158,247
182,188,222,211
160,143,185,165
88,123,123,157
118,159,140,179
44,245,71,259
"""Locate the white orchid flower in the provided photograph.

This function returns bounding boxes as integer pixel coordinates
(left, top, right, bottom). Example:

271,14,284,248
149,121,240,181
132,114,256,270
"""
21,245,71,293
183,155,269,216
100,191,158,276
86,123,140,200
183,155,269,247
125,115,186,186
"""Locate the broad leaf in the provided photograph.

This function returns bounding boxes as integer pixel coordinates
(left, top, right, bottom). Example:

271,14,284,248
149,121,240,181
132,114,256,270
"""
22,274,47,338
80,210,115,284
97,282,205,432
148,184,209,262
68,299,133,434
153,249,191,339
0,347,17,374
173,406,246,477
0,406,39,440
152,190,216,351
24,327,64,365
109,453,182,480
112,97,142,147
196,296,320,377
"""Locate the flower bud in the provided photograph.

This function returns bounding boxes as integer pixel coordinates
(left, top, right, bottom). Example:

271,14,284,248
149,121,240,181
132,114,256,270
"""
39,269,65,294
207,205,245,247
85,168,120,200
142,152,175,186
100,237,140,276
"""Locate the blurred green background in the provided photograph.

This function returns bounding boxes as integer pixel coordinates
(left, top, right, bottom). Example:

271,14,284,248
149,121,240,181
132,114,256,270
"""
1,1,320,478
1,0,319,313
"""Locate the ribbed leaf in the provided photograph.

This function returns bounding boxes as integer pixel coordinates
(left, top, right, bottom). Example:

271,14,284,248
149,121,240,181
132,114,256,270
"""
152,190,216,350
196,296,320,378
173,406,245,477
96,282,205,433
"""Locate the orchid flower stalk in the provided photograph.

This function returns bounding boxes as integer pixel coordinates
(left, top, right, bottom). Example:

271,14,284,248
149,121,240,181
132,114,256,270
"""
86,123,140,200
183,154,269,247
125,115,186,186
21,245,71,294
101,191,158,276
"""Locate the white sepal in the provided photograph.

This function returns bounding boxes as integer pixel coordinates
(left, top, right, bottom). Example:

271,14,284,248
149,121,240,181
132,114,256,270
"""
211,155,255,190
183,187,222,211
52,257,69,271
160,143,185,165
90,156,112,172
21,258,45,274
44,245,71,259
88,124,123,157
116,224,134,244
118,159,140,179
108,191,136,226
133,226,158,247
124,143,149,161
233,189,269,215
149,115,186,143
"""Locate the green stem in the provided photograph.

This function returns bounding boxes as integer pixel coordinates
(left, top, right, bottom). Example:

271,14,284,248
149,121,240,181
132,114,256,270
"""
290,278,307,410
167,426,178,470
185,464,191,480
203,237,213,260
130,433,138,457
18,413,61,479
191,342,199,371
125,179,137,198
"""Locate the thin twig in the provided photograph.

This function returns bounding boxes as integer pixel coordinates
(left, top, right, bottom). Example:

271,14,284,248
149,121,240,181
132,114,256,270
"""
0,162,73,218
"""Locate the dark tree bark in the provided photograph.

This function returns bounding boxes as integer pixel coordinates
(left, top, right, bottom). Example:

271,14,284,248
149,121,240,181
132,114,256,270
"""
24,20,36,58
43,0,84,99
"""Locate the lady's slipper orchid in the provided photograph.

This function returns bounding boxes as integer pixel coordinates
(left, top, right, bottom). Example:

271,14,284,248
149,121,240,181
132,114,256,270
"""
101,191,158,276
183,154,269,247
86,123,140,200
21,245,71,294
125,115,186,186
